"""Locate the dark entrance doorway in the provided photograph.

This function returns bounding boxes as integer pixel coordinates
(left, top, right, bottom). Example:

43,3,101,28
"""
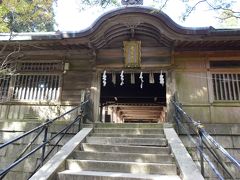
100,72,166,123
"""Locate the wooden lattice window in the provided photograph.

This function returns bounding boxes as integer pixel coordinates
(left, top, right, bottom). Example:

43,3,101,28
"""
0,75,11,101
18,62,63,72
210,60,240,69
13,75,60,101
212,73,240,101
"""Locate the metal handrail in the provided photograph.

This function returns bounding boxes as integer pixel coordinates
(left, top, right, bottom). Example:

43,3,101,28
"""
174,115,224,180
199,127,240,169
0,100,88,149
171,100,240,179
0,100,89,179
29,115,82,178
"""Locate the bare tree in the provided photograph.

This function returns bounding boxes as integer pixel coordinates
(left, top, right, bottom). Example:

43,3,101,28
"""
0,12,22,102
82,0,239,22
180,0,240,21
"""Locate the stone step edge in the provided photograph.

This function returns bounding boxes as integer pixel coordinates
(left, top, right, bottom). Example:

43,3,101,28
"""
95,123,164,125
80,145,170,154
75,150,171,155
71,151,174,164
88,133,166,139
73,150,172,157
67,159,175,166
94,126,164,129
58,170,181,180
90,133,165,136
87,137,167,140
94,128,164,130
66,159,177,175
81,143,170,150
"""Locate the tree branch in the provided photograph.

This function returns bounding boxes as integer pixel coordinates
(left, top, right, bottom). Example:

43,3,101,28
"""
182,0,207,20
101,0,111,8
1,42,20,69
159,0,170,10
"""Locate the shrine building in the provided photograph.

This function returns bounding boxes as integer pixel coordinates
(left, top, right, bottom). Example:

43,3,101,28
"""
0,5,240,180
0,7,239,124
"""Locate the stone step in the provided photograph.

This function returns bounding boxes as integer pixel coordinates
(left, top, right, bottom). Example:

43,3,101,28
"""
72,151,174,164
81,143,170,154
86,137,167,146
58,170,181,180
66,160,177,175
95,123,164,129
90,133,165,138
93,128,164,134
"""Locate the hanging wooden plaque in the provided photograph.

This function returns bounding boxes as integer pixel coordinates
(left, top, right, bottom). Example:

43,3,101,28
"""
123,41,141,68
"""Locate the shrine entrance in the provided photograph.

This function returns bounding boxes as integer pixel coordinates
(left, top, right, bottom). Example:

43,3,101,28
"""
100,72,166,123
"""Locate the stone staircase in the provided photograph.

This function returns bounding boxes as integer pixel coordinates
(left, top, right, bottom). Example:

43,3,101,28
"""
58,123,181,180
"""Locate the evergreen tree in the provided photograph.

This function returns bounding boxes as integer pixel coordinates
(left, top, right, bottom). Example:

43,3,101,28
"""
0,0,55,32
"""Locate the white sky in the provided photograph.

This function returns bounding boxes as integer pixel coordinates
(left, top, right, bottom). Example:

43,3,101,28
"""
54,0,240,32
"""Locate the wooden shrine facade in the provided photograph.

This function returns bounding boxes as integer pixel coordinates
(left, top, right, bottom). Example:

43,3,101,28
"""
0,7,240,123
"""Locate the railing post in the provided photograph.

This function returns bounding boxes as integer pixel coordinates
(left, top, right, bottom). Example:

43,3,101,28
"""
174,101,181,135
78,105,83,132
198,125,205,177
175,110,180,134
41,119,49,166
78,115,82,132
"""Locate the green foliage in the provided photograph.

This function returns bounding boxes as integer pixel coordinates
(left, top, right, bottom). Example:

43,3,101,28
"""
78,0,120,10
218,10,239,27
0,0,239,32
181,0,239,22
0,0,55,32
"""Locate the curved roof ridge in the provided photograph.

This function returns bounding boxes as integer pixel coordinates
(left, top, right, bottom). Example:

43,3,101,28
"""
1,6,240,41
77,6,213,31
61,6,215,38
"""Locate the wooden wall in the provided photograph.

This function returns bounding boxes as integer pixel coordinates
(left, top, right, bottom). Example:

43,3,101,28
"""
0,46,239,124
174,51,240,123
0,48,94,121
61,50,94,105
96,47,171,69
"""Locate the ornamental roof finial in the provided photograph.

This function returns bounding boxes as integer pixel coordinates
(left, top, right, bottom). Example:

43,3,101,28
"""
121,0,143,5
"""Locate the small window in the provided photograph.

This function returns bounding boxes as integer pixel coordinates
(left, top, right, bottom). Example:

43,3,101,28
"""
0,75,11,101
210,61,240,69
212,73,240,101
12,62,62,101
18,62,63,72
13,75,60,101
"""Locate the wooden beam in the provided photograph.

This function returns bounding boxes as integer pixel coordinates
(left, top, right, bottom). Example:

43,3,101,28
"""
119,109,161,113
174,50,240,58
123,116,159,119
97,47,171,59
2,49,92,57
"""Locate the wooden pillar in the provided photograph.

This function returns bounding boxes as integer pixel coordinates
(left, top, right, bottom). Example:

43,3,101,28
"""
101,106,106,122
166,69,177,122
90,71,101,122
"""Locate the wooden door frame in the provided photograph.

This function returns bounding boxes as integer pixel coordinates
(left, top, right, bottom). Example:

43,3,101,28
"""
91,69,175,122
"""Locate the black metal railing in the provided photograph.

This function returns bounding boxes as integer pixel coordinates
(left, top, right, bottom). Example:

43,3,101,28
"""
171,100,240,180
0,100,89,179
